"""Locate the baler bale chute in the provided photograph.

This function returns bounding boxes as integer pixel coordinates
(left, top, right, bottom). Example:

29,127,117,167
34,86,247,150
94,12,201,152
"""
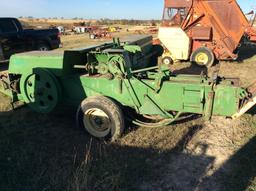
1,35,256,141
159,0,256,67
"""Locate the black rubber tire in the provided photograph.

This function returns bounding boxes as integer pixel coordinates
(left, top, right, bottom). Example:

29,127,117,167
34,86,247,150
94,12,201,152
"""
0,45,4,60
76,96,125,141
37,43,50,51
162,56,173,65
190,47,215,67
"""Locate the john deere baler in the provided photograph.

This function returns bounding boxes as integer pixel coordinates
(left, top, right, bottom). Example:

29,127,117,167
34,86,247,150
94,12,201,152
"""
0,35,255,141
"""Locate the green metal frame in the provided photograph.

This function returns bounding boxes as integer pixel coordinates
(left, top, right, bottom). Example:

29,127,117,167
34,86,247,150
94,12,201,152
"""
0,35,252,124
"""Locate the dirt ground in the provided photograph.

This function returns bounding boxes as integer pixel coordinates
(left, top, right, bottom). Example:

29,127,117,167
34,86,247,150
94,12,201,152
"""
0,34,256,191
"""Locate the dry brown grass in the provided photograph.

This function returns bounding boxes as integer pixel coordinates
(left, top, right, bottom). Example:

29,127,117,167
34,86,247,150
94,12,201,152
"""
58,32,135,51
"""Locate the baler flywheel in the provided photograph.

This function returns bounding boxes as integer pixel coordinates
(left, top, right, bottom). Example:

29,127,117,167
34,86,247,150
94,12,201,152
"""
20,69,61,113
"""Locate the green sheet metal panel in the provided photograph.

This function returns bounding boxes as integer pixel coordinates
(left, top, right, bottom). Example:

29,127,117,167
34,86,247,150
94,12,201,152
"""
212,85,240,116
8,51,64,76
59,74,210,115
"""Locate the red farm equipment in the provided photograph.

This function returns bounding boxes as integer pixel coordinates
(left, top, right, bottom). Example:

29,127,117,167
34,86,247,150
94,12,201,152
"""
158,0,256,67
89,28,112,40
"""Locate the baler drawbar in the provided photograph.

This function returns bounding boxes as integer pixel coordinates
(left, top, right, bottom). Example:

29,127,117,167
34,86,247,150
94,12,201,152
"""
0,35,255,140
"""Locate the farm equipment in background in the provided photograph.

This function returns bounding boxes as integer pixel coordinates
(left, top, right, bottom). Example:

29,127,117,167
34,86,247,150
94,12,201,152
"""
246,10,256,42
158,0,256,67
108,27,122,33
127,26,159,35
1,35,256,141
73,26,98,34
135,26,159,35
72,25,120,39
89,26,122,39
89,28,112,39
54,26,72,36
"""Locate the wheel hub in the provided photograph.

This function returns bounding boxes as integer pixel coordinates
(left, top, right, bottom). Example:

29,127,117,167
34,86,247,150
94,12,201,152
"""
83,108,111,137
163,58,170,65
20,69,60,113
195,52,209,65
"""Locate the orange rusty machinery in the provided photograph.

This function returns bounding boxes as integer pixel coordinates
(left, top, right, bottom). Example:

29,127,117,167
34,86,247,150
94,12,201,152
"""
246,11,256,42
159,0,256,66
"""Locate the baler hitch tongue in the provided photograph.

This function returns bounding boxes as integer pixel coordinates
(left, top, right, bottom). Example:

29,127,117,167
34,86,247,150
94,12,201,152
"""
232,81,256,119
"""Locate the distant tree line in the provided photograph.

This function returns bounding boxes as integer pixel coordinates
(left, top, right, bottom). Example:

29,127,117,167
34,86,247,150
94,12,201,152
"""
95,19,160,26
19,16,160,26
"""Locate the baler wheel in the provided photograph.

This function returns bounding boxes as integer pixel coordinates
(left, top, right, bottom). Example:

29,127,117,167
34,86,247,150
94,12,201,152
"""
89,34,96,39
162,56,173,65
191,47,215,67
37,43,50,51
20,69,61,113
76,96,125,141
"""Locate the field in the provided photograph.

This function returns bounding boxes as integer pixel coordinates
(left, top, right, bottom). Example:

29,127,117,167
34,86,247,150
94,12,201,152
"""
58,32,139,50
0,32,256,191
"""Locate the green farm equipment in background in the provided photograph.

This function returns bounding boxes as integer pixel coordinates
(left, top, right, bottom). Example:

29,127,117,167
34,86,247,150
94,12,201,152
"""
1,35,256,141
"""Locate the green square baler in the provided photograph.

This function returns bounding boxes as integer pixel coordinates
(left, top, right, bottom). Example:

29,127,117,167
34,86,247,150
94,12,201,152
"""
0,35,255,141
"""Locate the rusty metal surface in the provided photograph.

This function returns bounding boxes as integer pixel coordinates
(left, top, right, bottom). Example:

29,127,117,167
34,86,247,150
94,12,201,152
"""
165,0,192,8
188,0,249,59
163,0,252,60
191,26,212,40
246,27,256,42
201,0,248,44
